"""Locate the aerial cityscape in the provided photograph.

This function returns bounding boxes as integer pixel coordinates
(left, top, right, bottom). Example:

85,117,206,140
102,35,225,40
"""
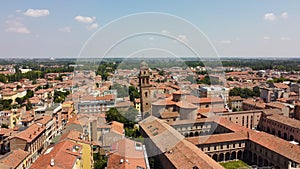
1,1,300,169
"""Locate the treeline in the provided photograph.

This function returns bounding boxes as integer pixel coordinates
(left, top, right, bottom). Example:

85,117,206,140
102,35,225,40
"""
185,59,300,71
0,66,74,83
96,61,119,81
229,86,260,99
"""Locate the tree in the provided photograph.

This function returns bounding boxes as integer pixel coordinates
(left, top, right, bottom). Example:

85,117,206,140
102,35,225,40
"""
32,80,37,85
93,152,107,169
16,85,22,90
1,124,8,128
128,86,140,102
124,106,138,122
105,107,126,124
25,90,34,99
253,86,260,97
26,99,33,111
16,97,24,105
227,77,234,81
110,83,128,98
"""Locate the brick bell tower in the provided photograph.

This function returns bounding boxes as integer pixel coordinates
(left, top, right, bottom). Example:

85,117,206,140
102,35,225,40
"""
139,61,151,119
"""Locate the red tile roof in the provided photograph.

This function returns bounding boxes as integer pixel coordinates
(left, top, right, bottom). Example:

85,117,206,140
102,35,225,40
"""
0,149,29,168
111,121,124,135
108,138,147,169
14,123,45,143
30,140,82,169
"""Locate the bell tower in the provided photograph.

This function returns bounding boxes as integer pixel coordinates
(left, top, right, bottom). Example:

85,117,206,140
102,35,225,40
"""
139,61,151,119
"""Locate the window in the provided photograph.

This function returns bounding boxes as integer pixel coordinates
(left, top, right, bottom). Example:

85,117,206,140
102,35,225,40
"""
145,92,148,97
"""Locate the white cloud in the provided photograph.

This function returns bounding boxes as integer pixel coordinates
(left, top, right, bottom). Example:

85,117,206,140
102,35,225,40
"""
74,16,96,24
177,35,188,43
5,19,30,34
264,13,276,21
15,9,22,13
263,36,271,40
281,12,288,19
24,9,50,17
58,26,71,33
219,40,232,44
280,37,291,41
87,23,98,30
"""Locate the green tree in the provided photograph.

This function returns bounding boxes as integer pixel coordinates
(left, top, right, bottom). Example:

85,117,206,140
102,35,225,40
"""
1,124,8,128
26,99,33,110
253,86,260,97
128,86,140,102
227,77,234,81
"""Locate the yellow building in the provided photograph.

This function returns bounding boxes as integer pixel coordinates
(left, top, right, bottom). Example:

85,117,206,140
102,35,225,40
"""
59,130,93,169
134,98,141,112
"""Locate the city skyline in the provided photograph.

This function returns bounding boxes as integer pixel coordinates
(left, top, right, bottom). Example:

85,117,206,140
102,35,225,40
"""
1,1,300,58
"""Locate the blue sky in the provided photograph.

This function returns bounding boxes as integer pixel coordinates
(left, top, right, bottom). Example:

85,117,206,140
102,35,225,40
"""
1,0,300,58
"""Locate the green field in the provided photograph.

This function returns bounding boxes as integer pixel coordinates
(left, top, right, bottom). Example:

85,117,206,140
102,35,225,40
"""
220,160,250,169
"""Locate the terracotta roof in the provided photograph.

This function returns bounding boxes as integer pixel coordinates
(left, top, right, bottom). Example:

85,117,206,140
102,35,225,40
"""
35,115,52,125
216,116,250,132
242,100,266,109
273,83,289,89
111,121,124,135
172,90,190,95
152,99,176,106
108,138,147,169
139,116,184,153
266,102,287,109
0,149,29,168
186,132,247,145
0,128,11,136
198,97,224,104
134,98,140,103
14,123,45,143
197,108,228,114
96,94,114,101
176,101,198,109
249,131,300,163
164,140,224,169
30,140,82,169
266,113,300,129
160,111,179,119
59,130,89,144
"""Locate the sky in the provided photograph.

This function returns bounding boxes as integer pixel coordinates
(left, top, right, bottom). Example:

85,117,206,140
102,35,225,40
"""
1,0,300,58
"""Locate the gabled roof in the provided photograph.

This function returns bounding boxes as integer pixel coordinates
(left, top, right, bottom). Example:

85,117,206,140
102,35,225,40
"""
0,149,29,168
14,123,45,143
108,138,147,169
30,140,82,169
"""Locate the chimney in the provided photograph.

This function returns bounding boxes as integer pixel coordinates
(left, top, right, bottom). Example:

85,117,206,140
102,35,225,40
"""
120,159,124,164
50,158,55,166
